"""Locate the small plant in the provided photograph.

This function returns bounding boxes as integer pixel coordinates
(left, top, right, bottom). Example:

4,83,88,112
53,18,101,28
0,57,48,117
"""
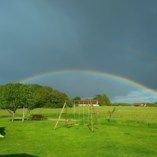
107,107,116,122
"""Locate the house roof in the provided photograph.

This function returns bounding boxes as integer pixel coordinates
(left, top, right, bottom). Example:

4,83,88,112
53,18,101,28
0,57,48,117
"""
76,99,98,104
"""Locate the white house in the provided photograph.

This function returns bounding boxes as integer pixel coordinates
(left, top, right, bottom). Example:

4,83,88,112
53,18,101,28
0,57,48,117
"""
76,99,99,107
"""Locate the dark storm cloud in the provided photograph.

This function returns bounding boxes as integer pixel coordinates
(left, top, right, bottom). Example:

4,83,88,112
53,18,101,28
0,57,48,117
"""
0,0,157,90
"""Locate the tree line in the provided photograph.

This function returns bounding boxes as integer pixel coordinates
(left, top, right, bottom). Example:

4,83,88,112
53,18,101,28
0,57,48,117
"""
0,83,69,121
0,83,111,121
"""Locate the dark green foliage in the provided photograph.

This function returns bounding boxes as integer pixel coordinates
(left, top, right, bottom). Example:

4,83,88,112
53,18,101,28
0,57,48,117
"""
0,83,27,121
0,83,70,120
93,94,111,106
72,96,81,106
146,103,157,107
73,96,81,101
112,103,132,106
0,154,37,157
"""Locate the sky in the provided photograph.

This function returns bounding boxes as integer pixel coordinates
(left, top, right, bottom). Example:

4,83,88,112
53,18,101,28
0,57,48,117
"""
0,0,157,102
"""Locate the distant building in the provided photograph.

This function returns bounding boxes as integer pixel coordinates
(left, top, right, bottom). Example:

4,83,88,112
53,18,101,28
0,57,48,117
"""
134,103,147,107
76,99,99,106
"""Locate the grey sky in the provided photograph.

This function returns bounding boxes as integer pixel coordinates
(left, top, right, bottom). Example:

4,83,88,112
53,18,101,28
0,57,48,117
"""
0,0,157,101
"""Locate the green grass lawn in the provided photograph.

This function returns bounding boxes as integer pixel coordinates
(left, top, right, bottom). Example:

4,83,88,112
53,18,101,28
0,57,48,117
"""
0,106,157,157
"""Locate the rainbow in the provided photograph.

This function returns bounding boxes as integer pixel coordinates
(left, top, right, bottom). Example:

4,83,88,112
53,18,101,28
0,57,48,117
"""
20,69,157,96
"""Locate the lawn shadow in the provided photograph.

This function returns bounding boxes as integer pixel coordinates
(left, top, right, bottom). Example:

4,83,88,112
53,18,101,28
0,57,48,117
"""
0,154,37,157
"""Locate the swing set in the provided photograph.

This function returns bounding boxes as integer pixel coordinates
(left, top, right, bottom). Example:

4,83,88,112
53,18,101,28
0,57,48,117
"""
54,100,99,132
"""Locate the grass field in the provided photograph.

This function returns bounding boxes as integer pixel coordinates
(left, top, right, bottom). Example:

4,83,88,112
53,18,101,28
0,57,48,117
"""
0,106,157,157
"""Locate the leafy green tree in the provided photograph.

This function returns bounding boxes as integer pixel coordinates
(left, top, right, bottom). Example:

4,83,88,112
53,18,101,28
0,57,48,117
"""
93,94,111,106
0,83,70,122
0,83,44,121
32,85,51,108
49,89,69,108
19,84,38,122
73,96,81,101
0,83,24,121
30,85,69,108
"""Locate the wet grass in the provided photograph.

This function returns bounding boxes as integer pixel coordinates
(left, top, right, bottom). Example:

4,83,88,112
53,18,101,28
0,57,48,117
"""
0,106,157,157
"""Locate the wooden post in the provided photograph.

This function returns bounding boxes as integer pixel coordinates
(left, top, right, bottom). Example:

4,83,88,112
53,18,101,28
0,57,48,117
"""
12,112,15,122
87,100,96,132
22,106,25,122
73,101,76,123
82,101,84,125
54,101,66,130
90,101,94,132
64,102,68,126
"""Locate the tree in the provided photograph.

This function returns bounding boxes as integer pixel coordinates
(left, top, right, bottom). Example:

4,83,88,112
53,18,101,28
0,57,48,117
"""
73,96,81,101
0,83,70,122
49,89,69,108
31,85,52,108
0,83,24,121
93,94,111,106
29,85,69,108
0,83,42,121
18,84,37,122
